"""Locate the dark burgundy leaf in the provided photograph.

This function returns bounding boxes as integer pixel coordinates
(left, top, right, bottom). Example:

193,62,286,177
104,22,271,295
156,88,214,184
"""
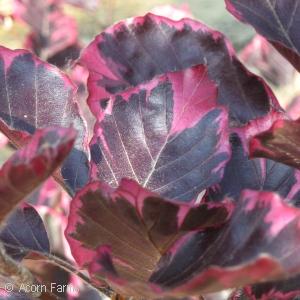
88,190,300,298
14,0,78,59
0,203,49,261
0,126,76,226
249,119,300,172
225,0,300,72
46,43,81,68
205,110,300,205
80,13,279,125
65,179,234,284
90,65,230,202
268,40,300,74
0,46,90,196
244,273,300,300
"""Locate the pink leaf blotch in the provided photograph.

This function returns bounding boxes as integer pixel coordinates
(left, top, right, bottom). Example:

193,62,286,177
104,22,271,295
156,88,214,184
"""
89,65,231,202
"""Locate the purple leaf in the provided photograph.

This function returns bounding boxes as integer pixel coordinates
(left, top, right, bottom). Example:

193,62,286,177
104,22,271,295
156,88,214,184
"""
0,46,90,196
225,0,300,72
244,274,300,300
80,13,279,125
44,43,81,68
87,190,300,298
65,179,234,284
0,203,49,261
13,0,78,59
249,119,300,173
0,126,76,226
205,110,300,205
240,35,295,86
89,65,230,202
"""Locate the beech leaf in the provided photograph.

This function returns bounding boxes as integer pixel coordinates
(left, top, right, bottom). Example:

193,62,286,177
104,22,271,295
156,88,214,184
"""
65,179,234,283
14,0,78,59
0,203,50,261
205,111,300,205
225,0,300,72
0,46,90,196
88,190,300,298
244,273,300,300
90,65,230,202
249,119,300,171
240,35,295,86
0,126,76,226
80,13,279,125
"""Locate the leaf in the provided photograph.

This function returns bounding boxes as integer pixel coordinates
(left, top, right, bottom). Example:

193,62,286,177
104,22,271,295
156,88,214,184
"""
225,0,300,72
13,0,78,60
90,65,230,202
0,126,76,226
65,178,234,283
43,43,81,68
240,35,295,86
205,110,300,205
0,46,90,196
88,190,300,298
249,119,300,172
0,203,50,261
244,273,300,300
80,13,279,125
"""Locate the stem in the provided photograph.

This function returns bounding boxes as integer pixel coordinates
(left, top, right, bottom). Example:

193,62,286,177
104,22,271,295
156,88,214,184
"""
0,243,39,297
41,254,113,299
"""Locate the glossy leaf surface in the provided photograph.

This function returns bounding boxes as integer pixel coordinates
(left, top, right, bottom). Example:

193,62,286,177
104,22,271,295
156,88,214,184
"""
0,126,76,226
66,179,234,283
226,0,300,72
0,203,49,261
88,190,300,298
90,65,230,202
81,13,278,125
0,46,90,196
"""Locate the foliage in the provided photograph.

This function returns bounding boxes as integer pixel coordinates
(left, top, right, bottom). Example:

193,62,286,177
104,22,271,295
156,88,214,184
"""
0,0,300,300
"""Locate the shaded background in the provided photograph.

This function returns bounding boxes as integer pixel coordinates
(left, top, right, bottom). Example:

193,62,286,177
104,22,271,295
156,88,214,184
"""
0,0,256,51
